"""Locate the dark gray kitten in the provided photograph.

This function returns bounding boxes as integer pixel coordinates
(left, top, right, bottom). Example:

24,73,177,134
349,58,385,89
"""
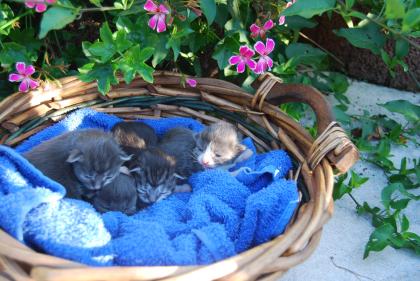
129,147,178,204
92,172,138,215
23,129,130,199
159,127,202,178
193,121,246,168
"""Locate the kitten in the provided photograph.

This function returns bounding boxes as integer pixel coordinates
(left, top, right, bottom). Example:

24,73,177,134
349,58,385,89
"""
23,129,130,199
129,147,178,204
193,121,247,168
159,127,202,178
92,170,138,215
112,121,158,156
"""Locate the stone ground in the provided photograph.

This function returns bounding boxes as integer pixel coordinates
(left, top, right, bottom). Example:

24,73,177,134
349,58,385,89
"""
281,81,420,281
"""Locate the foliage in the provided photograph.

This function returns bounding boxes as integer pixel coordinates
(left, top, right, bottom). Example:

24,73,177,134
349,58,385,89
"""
0,0,419,258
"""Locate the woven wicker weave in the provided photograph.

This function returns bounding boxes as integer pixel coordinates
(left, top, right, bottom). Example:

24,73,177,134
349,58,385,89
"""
0,72,359,281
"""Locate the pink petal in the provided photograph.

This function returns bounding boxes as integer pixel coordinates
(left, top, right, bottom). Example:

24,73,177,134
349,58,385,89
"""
254,41,266,56
263,20,274,31
250,24,260,33
46,0,56,3
186,78,197,87
16,62,26,74
156,14,167,33
159,4,170,14
266,56,274,69
246,59,257,70
229,55,241,65
236,61,246,73
35,3,47,13
286,2,293,8
144,0,158,12
24,65,35,76
28,78,39,90
266,38,275,54
278,16,286,25
8,73,24,82
25,2,36,8
244,48,255,58
239,45,253,57
18,80,29,92
148,14,159,30
254,58,267,74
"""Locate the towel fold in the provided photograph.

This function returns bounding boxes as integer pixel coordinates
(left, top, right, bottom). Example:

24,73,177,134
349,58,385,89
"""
0,108,299,266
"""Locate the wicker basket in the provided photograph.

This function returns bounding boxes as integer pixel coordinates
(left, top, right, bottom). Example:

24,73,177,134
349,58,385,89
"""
0,72,358,281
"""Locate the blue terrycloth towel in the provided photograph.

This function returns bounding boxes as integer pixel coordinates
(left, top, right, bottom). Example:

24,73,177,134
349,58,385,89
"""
0,108,299,266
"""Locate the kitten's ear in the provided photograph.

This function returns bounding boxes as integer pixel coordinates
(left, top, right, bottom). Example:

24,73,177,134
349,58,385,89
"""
129,167,142,174
235,144,247,153
66,149,83,163
173,173,186,180
119,153,132,162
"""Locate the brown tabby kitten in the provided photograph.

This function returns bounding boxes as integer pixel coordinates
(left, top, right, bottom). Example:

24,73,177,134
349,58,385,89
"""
23,129,130,199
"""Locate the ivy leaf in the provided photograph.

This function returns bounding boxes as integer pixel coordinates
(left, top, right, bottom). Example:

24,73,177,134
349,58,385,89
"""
364,223,394,258
280,0,336,19
212,34,241,69
114,30,133,53
349,171,369,188
89,0,103,7
200,0,217,25
0,42,36,66
39,7,79,38
79,63,118,95
385,0,405,20
380,100,420,123
99,22,114,44
285,43,327,66
395,39,409,58
88,42,116,63
401,215,409,232
118,45,155,84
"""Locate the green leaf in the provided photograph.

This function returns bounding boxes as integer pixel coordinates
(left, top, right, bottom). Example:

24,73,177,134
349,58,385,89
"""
118,45,155,84
402,8,420,32
349,171,369,188
114,30,133,53
89,0,103,7
395,39,409,58
390,198,410,210
284,16,318,29
401,215,409,232
88,42,116,63
79,63,118,95
39,7,78,38
385,0,405,19
0,42,36,66
345,0,355,9
137,47,155,62
100,23,114,44
380,100,420,123
281,0,336,19
334,23,386,55
364,223,394,258
137,62,154,83
285,43,327,66
212,35,241,70
200,0,217,25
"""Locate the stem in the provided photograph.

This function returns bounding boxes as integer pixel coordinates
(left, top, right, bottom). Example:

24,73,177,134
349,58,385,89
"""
80,7,122,13
347,192,361,208
53,31,63,57
0,10,31,31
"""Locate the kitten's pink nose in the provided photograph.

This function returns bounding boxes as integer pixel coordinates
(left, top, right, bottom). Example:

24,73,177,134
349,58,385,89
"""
202,160,209,166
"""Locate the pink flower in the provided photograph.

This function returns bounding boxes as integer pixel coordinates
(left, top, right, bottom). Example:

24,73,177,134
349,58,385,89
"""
8,62,39,92
186,78,197,87
253,38,275,74
144,0,170,33
250,20,275,40
228,46,257,73
25,0,56,13
279,0,296,26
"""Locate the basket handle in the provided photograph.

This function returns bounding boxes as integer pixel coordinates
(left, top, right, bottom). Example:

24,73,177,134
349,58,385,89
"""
251,73,359,174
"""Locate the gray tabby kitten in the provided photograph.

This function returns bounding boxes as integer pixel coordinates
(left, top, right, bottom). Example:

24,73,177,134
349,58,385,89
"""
129,147,178,204
92,171,138,215
193,121,247,168
23,129,130,199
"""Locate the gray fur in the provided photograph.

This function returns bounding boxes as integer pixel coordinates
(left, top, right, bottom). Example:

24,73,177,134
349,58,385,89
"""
92,173,138,215
159,127,202,178
23,129,129,199
194,121,246,168
129,147,177,204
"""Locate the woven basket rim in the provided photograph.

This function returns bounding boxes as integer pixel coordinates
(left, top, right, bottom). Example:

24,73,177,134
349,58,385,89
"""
0,72,358,281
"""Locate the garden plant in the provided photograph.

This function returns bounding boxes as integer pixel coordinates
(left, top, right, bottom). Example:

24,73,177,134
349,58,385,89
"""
0,0,419,259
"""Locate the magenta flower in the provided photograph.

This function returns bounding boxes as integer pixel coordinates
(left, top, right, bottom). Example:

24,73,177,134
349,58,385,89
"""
8,62,39,92
228,46,257,73
279,0,296,25
144,0,170,33
25,0,56,13
253,39,275,74
250,20,275,40
186,78,197,87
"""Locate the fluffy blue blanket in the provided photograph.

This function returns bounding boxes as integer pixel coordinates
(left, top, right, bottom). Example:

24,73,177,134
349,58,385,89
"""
0,109,299,266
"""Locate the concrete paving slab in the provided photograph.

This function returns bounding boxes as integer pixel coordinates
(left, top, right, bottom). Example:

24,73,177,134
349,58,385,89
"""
281,81,420,281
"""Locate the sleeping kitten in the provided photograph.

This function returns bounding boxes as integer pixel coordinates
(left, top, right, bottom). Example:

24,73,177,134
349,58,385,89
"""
193,121,247,168
129,147,178,204
112,121,158,156
159,127,202,179
92,170,138,215
23,129,130,199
